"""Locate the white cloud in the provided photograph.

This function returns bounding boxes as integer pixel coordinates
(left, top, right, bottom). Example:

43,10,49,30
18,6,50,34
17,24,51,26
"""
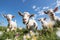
43,7,49,9
57,0,60,7
32,5,36,9
38,10,45,15
34,7,40,11
32,5,40,12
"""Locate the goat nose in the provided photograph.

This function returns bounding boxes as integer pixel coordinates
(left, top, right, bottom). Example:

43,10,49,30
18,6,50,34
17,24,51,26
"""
23,19,26,21
7,19,10,21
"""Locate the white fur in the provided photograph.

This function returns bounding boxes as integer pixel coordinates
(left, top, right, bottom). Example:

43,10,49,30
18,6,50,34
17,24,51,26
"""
23,12,30,24
9,20,17,31
46,9,60,21
39,18,54,29
23,12,38,29
27,19,38,29
19,12,38,30
3,14,17,31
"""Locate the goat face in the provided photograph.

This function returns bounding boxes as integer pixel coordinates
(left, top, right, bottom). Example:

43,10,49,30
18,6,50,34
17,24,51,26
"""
44,7,58,17
38,18,46,24
44,7,58,21
18,11,34,24
3,14,15,21
44,9,55,18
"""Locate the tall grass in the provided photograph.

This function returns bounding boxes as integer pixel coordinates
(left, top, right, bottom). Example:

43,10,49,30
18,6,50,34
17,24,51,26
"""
0,22,60,40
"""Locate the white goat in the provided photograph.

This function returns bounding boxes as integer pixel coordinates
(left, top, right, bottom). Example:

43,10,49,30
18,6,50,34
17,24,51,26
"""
44,7,60,22
38,18,55,31
3,14,17,31
18,11,38,30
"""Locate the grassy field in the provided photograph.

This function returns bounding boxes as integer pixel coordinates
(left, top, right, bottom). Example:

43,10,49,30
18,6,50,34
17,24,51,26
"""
0,26,60,40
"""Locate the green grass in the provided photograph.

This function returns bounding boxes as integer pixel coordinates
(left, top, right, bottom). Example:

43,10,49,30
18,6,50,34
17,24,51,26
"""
0,25,60,40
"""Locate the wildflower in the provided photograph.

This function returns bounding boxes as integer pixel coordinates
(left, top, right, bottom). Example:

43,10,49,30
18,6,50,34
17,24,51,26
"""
26,33,31,39
7,28,10,32
0,31,3,37
15,32,19,38
56,28,60,37
30,30,35,36
23,35,27,40
5,38,12,40
31,36,37,40
19,27,22,30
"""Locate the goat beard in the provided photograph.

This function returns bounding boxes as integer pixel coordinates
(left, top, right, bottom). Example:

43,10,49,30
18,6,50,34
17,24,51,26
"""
23,21,27,24
23,21,25,24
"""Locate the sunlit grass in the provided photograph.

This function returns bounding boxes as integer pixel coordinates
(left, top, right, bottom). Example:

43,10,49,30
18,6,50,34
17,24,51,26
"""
0,24,60,40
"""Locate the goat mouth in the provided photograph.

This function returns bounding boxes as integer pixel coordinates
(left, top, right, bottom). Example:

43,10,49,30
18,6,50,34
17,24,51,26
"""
7,19,10,21
23,21,26,24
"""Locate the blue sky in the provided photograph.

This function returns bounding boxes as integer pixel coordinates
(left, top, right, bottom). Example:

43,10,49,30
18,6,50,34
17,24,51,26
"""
0,0,60,29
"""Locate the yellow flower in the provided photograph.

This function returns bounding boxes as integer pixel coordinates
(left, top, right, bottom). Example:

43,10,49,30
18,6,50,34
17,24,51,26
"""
30,30,35,36
26,34,31,39
32,36,37,40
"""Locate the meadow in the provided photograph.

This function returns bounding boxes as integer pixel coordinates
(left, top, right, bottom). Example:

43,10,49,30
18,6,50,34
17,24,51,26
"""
0,22,60,40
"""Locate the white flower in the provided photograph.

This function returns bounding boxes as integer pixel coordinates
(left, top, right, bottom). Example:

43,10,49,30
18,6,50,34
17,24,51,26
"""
0,31,3,37
56,30,60,37
26,33,31,38
19,27,22,30
36,32,39,35
30,30,35,36
7,28,10,32
14,37,18,40
5,38,12,40
23,35,27,40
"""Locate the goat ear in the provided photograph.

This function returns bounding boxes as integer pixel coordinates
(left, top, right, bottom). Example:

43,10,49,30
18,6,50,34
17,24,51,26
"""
44,18,46,20
3,14,7,18
53,7,58,12
44,11,47,14
30,14,34,17
12,16,15,18
18,11,23,16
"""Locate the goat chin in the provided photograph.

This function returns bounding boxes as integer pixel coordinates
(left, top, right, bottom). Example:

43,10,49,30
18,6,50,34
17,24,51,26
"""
25,19,38,30
8,21,17,31
23,22,25,24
